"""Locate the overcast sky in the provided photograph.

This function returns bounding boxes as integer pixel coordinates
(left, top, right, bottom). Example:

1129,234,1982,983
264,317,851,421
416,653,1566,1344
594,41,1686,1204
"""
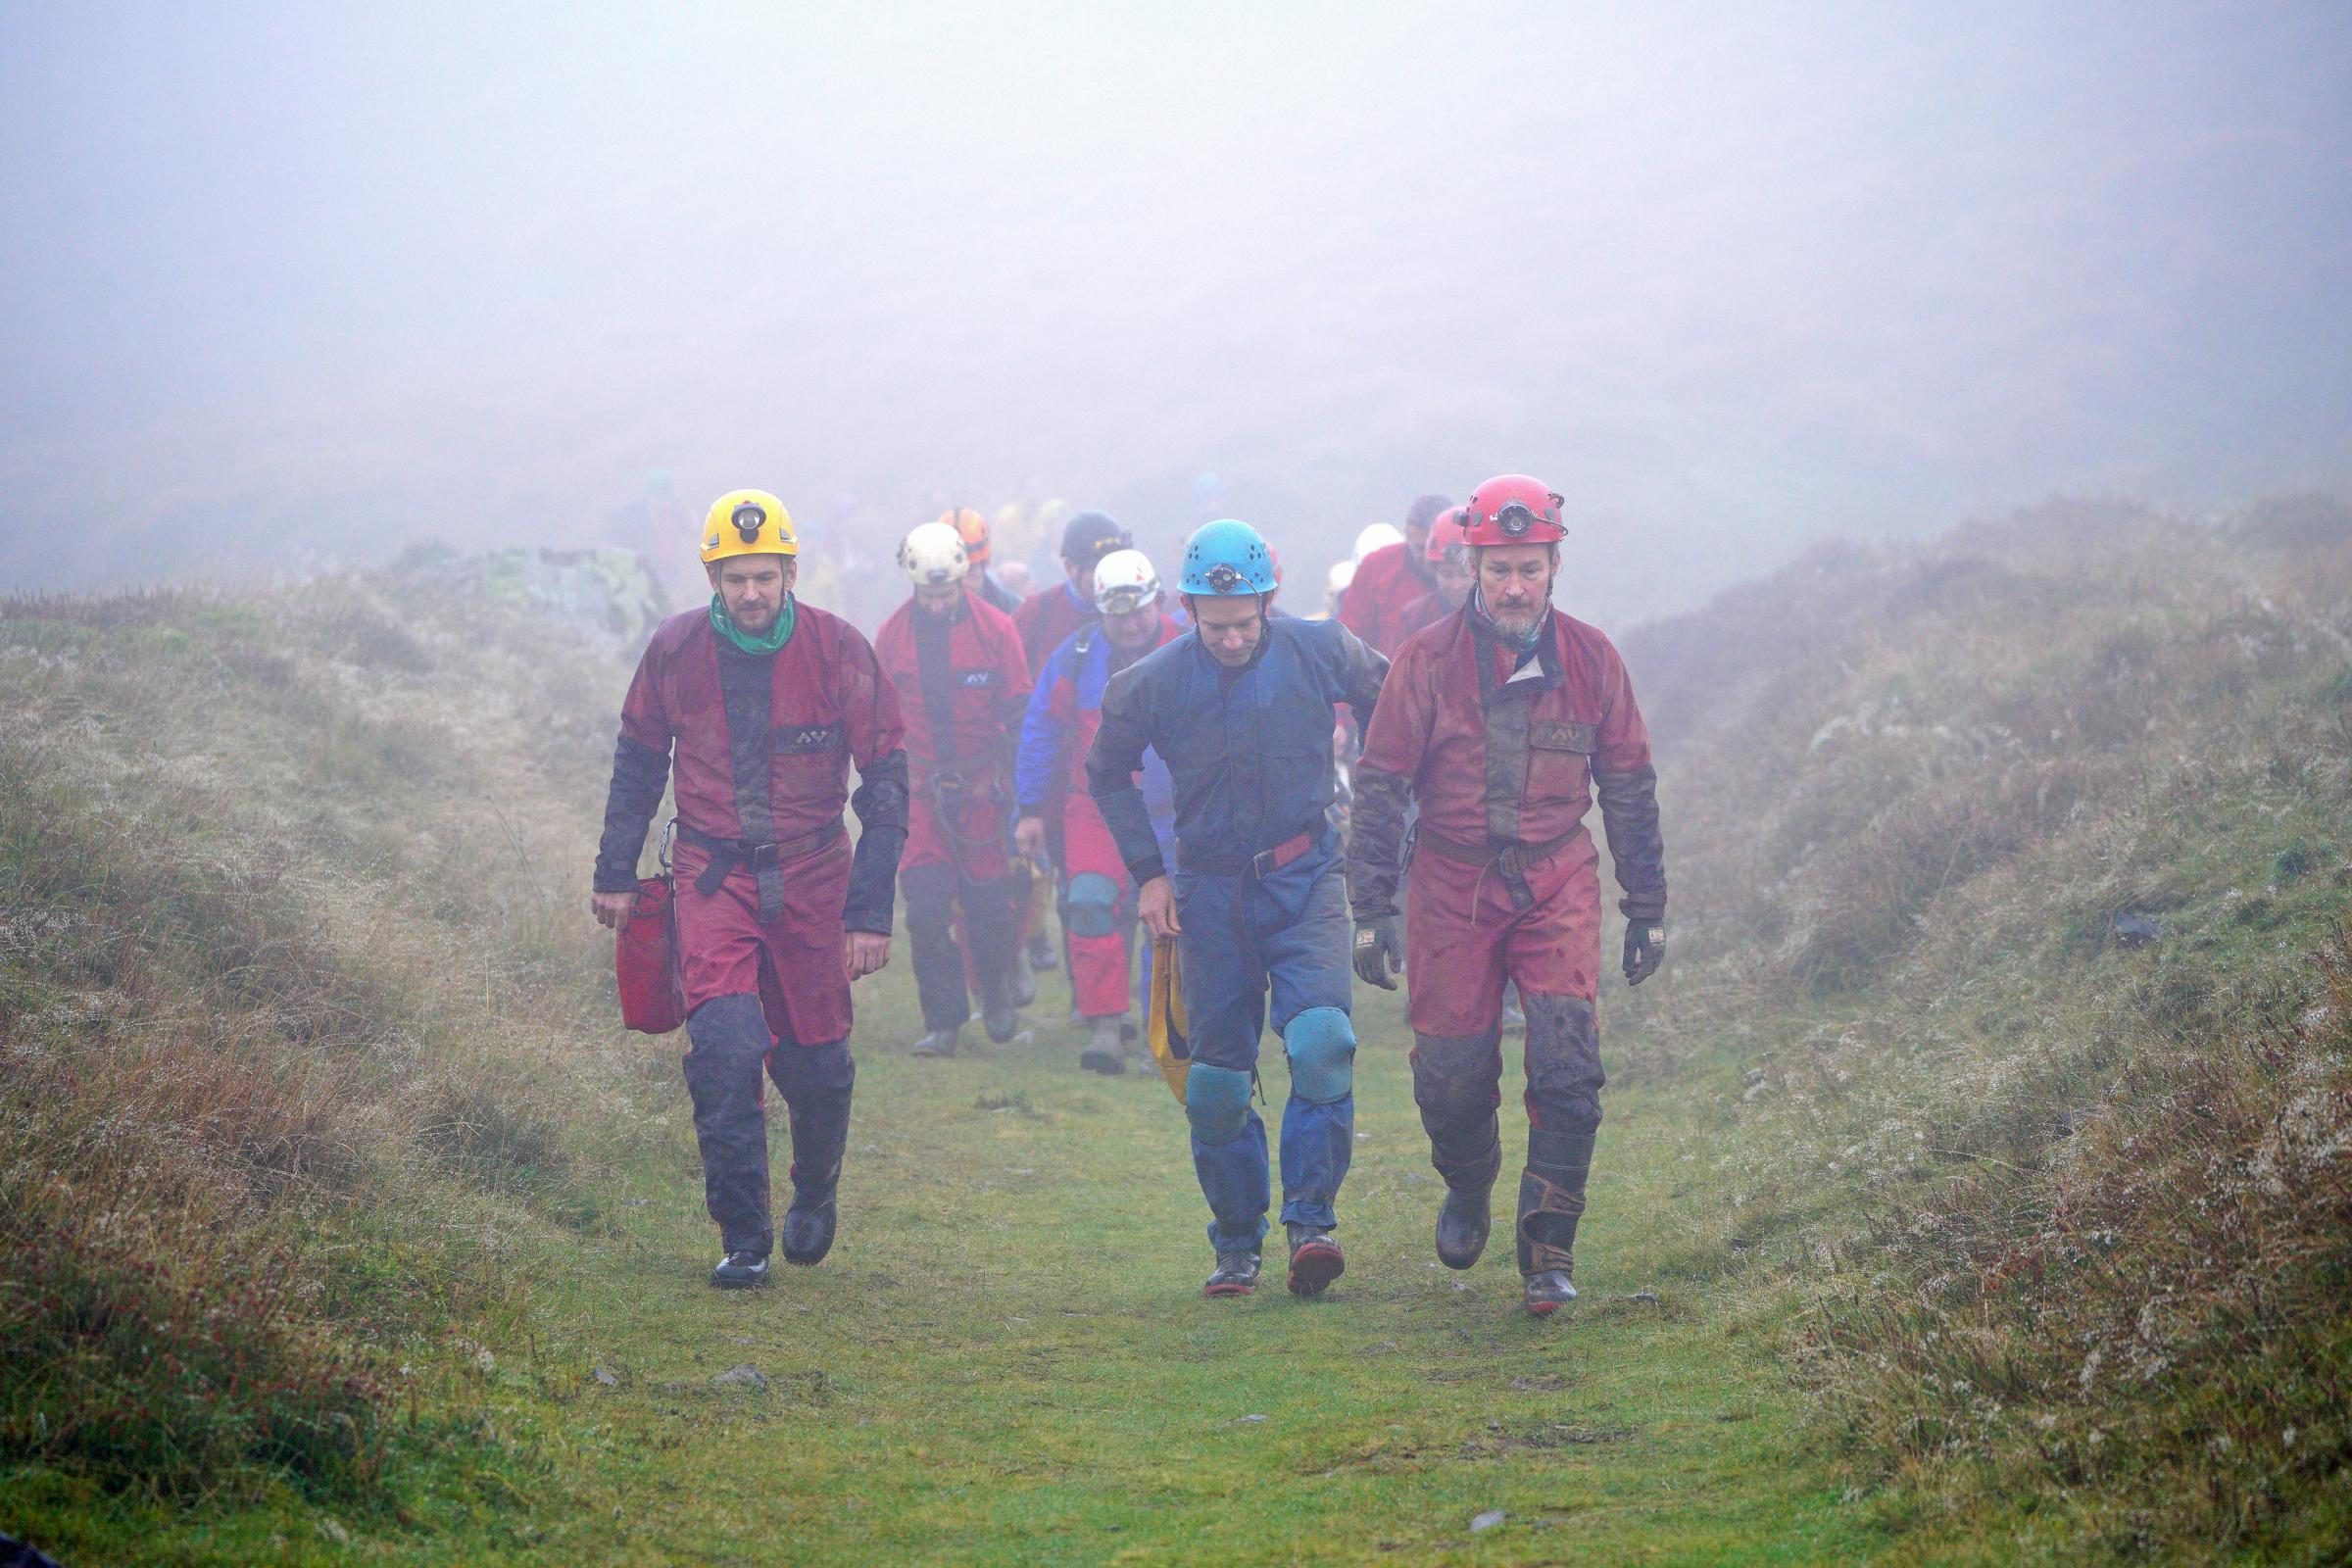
3,1,2348,622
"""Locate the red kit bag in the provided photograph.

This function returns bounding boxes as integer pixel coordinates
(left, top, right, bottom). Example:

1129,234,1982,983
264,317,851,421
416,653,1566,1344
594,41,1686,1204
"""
614,874,686,1034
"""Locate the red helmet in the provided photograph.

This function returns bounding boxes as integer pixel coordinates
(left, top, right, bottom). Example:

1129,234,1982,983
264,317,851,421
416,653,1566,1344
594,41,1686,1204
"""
1462,474,1566,546
1424,505,1470,564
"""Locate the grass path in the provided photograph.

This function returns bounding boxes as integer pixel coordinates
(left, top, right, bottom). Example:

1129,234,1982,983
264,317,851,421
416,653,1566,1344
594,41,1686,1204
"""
33,970,1885,1567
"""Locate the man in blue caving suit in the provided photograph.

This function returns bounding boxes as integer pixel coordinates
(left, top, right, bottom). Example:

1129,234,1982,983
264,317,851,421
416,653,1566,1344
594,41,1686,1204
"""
1085,519,1389,1298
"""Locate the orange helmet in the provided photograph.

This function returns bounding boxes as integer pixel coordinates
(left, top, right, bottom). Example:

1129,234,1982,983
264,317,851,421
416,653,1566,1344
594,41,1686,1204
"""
939,508,990,564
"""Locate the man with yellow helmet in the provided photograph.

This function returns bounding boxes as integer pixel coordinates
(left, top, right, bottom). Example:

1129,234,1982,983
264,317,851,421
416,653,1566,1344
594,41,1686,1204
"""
592,490,911,1290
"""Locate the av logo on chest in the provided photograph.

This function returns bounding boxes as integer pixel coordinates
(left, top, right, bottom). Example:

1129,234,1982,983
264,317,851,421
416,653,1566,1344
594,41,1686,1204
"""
958,670,994,688
775,722,844,755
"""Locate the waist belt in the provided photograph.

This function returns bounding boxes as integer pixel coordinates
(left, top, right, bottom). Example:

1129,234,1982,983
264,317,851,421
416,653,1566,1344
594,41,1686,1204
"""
676,817,846,914
1413,824,1580,910
1179,822,1324,879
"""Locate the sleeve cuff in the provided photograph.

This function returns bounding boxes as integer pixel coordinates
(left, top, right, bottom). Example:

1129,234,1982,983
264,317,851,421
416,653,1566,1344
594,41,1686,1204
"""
1126,854,1168,886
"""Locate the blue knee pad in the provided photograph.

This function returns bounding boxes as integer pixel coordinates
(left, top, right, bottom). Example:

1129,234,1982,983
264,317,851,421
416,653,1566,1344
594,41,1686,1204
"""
1283,1005,1355,1103
1185,1063,1253,1146
1066,872,1119,938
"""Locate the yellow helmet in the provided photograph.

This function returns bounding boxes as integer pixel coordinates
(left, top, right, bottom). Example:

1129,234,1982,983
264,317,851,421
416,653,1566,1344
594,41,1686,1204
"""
700,489,799,564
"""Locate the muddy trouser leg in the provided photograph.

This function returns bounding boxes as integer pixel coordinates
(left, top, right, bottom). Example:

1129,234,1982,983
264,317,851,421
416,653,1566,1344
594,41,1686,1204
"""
959,868,1021,1011
1411,1029,1505,1196
682,993,776,1256
765,1033,856,1208
900,861,969,1032
1516,995,1602,1275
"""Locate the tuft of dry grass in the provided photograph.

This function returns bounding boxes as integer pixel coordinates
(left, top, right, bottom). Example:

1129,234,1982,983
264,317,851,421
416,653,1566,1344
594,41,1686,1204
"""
0,569,651,1502
1611,495,2352,1557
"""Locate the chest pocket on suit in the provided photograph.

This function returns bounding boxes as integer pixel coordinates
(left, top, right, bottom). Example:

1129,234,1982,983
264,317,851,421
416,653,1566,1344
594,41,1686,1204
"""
1525,717,1595,805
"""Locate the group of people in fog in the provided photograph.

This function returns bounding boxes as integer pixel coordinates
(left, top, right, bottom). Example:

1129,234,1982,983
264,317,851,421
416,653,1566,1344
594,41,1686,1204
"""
592,478,1668,1315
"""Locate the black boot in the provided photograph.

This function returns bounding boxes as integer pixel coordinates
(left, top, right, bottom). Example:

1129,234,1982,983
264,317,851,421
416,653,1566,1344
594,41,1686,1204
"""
1517,1128,1594,1317
1411,1031,1504,1271
1435,1184,1493,1270
770,1041,855,1267
981,986,1018,1045
710,1249,769,1290
1079,1015,1127,1074
1203,1248,1260,1297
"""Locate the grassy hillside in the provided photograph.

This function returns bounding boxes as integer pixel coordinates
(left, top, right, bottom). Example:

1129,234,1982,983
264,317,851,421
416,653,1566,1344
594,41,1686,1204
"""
2,497,2347,1564
1617,494,2352,1560
0,576,649,1521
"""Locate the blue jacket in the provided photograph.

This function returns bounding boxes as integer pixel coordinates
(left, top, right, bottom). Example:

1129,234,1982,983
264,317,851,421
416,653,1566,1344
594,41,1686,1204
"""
1016,621,1178,841
1086,615,1387,884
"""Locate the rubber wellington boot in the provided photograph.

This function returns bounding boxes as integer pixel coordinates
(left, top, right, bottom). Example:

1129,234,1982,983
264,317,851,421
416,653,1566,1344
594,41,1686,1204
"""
1435,1183,1493,1270
981,981,1019,1045
910,1023,960,1058
1286,1223,1345,1298
1516,1129,1594,1317
1079,1015,1127,1074
781,1198,836,1266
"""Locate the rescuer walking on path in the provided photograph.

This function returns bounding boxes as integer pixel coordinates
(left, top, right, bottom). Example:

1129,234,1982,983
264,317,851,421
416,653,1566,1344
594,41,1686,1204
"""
1346,474,1667,1317
592,491,909,1289
1014,548,1181,1073
1012,511,1136,992
1087,520,1389,1298
1013,511,1133,678
875,520,1033,1058
1397,505,1476,641
1339,494,1452,656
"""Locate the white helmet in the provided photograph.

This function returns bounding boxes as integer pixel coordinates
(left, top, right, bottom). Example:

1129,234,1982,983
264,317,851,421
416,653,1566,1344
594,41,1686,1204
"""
1353,521,1404,562
1092,548,1161,614
1326,559,1357,595
898,520,968,587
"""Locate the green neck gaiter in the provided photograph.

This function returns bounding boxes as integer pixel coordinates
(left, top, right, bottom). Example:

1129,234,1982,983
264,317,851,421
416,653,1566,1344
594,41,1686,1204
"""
710,593,796,656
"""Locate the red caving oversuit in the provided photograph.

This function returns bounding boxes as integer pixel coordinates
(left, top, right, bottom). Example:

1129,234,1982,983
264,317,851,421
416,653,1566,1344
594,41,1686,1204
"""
1358,605,1657,1031
873,592,1032,882
616,604,906,1050
1339,540,1437,657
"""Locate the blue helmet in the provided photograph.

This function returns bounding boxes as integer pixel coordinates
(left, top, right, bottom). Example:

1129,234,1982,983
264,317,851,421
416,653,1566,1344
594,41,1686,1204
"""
1180,518,1277,596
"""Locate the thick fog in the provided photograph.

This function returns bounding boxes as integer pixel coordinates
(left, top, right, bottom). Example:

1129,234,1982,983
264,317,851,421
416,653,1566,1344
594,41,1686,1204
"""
3,1,2348,625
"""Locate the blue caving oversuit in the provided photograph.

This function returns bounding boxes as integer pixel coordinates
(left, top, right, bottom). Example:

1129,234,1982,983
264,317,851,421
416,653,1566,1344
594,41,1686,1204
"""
1017,622,1180,1012
1085,615,1389,1255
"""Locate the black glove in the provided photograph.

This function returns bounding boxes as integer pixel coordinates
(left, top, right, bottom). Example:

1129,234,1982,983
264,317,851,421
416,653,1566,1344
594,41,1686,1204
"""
1352,915,1403,991
1623,918,1666,986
